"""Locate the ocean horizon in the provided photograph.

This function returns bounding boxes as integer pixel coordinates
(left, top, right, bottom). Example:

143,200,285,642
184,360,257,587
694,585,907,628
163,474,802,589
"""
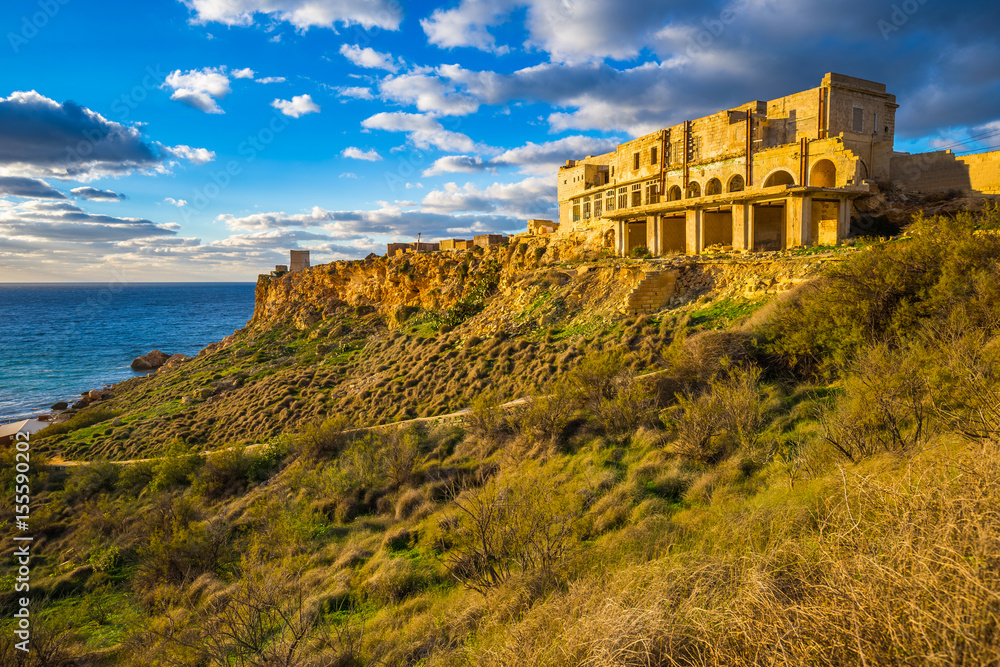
0,282,256,423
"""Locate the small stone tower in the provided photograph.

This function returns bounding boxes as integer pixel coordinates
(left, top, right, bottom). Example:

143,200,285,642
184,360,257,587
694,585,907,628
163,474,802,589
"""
289,250,310,273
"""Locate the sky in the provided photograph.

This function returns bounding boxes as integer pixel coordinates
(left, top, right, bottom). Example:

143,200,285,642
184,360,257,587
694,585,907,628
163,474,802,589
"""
0,0,998,282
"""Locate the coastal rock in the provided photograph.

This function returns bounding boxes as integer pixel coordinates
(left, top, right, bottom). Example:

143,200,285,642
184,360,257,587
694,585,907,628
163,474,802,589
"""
131,349,171,371
72,399,89,410
50,401,68,410
163,353,191,368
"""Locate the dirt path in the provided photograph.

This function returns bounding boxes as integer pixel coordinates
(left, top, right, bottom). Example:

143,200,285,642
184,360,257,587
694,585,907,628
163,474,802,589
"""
46,397,533,468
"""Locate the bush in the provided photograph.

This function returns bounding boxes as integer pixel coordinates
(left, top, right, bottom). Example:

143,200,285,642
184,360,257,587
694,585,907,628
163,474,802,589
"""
295,414,352,459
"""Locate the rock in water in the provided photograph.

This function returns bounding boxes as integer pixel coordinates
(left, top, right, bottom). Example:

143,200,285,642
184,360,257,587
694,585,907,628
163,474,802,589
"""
131,349,171,371
50,401,68,410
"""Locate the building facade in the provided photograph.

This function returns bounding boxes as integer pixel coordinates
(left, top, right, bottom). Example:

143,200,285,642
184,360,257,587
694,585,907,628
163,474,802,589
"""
557,73,899,255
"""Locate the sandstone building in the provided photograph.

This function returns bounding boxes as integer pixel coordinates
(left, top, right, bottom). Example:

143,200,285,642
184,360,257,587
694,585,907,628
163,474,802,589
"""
556,72,999,256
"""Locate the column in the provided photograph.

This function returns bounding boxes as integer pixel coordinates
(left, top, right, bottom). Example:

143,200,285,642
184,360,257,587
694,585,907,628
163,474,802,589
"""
685,208,702,255
837,197,851,243
646,215,660,256
731,203,748,251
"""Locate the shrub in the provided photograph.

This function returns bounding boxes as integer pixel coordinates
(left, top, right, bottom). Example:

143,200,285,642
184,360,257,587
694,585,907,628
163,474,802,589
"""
295,414,352,459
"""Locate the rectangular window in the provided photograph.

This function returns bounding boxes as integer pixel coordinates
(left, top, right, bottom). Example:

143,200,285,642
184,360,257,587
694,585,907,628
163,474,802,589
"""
852,107,864,133
583,199,591,219
631,183,642,207
572,202,581,222
594,198,603,218
645,180,659,205
606,190,615,212
651,146,658,165
633,152,640,170
618,186,628,209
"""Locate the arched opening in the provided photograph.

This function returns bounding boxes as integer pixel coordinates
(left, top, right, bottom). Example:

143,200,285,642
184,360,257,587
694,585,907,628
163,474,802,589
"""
857,160,869,181
603,228,615,248
668,185,682,201
705,178,722,196
728,174,745,192
687,181,701,198
810,159,836,188
763,170,795,188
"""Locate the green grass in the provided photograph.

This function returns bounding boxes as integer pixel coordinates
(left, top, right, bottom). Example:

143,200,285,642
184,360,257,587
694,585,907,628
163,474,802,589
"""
689,297,767,329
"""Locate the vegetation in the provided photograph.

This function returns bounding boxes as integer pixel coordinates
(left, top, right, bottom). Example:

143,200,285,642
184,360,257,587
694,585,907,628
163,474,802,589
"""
4,208,1000,665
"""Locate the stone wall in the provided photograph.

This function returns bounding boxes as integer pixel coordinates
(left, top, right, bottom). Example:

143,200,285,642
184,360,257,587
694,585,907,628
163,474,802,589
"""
891,149,1000,195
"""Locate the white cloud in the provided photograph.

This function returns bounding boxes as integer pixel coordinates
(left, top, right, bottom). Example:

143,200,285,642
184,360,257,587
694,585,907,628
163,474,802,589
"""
340,172,358,179
339,44,403,73
164,197,188,207
493,135,621,174
163,144,217,164
163,67,232,114
181,0,404,31
378,70,479,116
361,112,489,153
256,76,286,84
422,175,555,219
337,86,374,100
421,0,514,54
342,147,382,161
271,94,320,118
423,155,488,177
420,0,672,64
232,67,255,79
71,187,123,201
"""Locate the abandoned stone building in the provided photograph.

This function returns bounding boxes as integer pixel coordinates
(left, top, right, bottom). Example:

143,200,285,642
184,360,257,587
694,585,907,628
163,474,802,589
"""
556,72,1000,256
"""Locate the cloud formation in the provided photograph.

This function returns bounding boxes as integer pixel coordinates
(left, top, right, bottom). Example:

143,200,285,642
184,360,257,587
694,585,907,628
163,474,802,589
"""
362,112,487,153
180,0,404,31
339,44,403,73
163,66,233,114
0,91,164,180
342,147,383,161
71,187,124,201
271,94,320,118
0,177,66,199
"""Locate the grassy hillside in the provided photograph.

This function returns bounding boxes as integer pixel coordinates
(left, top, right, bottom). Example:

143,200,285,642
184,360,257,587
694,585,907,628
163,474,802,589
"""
3,205,1000,665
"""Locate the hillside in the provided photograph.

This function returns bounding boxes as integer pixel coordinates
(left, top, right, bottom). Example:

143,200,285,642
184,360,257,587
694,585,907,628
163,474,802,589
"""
4,203,1000,666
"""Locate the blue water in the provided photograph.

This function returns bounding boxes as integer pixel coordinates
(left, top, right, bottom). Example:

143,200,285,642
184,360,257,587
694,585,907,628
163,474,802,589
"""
0,283,256,422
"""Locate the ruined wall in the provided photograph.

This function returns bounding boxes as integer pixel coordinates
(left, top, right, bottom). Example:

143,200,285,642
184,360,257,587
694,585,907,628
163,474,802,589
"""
891,150,1000,195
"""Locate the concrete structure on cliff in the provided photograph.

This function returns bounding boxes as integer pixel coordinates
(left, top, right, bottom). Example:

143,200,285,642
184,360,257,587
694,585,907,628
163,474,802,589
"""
557,72,1000,256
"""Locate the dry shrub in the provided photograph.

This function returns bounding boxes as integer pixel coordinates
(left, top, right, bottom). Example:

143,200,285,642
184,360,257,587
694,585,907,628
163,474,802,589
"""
466,441,1000,667
395,488,424,520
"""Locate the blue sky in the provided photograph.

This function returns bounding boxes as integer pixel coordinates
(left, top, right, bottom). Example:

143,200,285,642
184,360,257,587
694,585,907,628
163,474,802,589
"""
1,0,998,281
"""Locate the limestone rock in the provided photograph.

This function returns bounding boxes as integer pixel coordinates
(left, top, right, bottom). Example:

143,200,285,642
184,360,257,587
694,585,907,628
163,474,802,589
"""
162,353,192,369
50,401,68,410
131,349,171,371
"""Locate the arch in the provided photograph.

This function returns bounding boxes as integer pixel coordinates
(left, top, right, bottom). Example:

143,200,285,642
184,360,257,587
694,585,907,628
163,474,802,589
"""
857,160,869,181
668,185,682,201
810,159,836,188
728,174,745,192
603,228,615,248
686,181,701,198
705,178,722,196
763,170,795,188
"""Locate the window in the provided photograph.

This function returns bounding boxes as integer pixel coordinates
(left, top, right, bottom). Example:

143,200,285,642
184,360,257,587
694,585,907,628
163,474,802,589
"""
594,197,603,218
651,146,658,165
618,186,628,210
631,183,642,207
852,107,864,133
645,180,659,204
606,189,615,212
572,201,581,222
633,152,640,170
583,196,591,219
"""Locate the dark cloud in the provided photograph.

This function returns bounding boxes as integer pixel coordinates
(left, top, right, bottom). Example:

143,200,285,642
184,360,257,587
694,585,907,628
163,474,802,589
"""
0,199,175,243
0,177,66,199
71,187,125,201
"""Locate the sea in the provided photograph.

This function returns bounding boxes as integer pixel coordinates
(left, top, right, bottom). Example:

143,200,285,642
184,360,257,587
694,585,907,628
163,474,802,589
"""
0,283,257,423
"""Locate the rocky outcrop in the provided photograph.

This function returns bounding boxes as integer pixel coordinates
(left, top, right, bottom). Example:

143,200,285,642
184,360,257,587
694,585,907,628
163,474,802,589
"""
131,350,171,371
159,353,192,371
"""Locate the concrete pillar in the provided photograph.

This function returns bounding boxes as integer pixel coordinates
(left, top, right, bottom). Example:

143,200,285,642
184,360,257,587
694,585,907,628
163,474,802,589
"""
616,220,627,256
685,208,702,255
747,203,756,252
646,215,660,256
838,197,851,241
731,203,748,252
785,196,809,250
